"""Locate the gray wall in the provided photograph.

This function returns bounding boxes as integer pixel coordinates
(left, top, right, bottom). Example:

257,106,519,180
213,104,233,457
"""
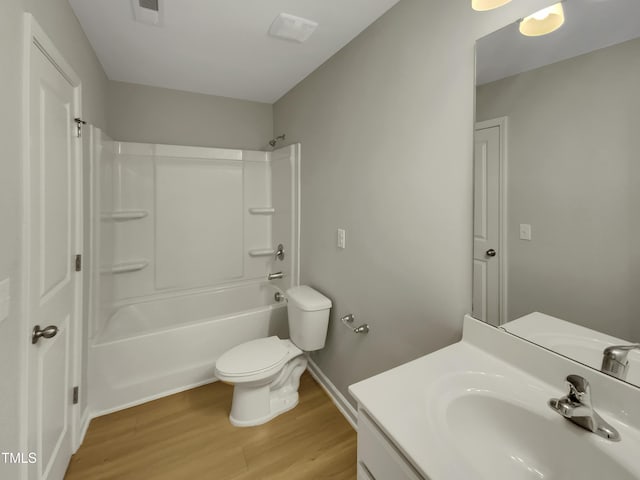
476,38,640,340
0,0,109,470
107,81,274,150
274,0,552,407
0,1,27,477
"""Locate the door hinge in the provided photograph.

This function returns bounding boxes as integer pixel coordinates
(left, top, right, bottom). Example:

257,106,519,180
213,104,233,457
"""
75,254,82,272
74,118,86,138
72,386,79,405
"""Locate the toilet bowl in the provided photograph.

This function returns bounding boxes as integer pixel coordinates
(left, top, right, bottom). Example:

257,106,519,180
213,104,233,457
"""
215,286,332,427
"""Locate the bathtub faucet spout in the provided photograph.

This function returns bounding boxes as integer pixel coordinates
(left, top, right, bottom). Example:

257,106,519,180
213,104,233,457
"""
268,272,284,280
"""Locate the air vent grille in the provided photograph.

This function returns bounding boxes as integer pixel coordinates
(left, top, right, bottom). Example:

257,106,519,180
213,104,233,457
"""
139,0,158,12
132,0,162,26
269,13,318,43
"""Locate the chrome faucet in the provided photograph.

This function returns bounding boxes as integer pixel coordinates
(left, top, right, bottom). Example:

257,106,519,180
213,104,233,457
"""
548,375,620,441
601,344,640,381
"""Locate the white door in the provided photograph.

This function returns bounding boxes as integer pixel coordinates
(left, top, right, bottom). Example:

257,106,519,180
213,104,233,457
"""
473,124,501,325
26,42,79,480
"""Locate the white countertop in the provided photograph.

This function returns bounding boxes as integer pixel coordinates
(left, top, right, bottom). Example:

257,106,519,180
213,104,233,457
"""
348,316,640,480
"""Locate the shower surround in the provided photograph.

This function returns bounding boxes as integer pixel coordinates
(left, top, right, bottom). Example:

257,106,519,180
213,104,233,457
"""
88,133,299,415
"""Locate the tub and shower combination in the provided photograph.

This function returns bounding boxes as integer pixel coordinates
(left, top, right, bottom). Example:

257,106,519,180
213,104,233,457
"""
88,135,300,415
90,283,289,414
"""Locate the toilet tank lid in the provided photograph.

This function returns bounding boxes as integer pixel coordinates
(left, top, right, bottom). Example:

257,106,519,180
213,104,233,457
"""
286,286,332,312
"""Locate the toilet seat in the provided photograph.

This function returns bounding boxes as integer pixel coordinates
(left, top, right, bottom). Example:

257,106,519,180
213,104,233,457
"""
216,336,290,380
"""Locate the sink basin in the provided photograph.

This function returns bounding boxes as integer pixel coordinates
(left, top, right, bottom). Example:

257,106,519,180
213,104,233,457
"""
424,370,638,480
504,313,640,386
446,393,635,480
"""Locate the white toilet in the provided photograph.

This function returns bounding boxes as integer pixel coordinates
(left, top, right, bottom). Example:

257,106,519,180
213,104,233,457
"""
214,285,332,427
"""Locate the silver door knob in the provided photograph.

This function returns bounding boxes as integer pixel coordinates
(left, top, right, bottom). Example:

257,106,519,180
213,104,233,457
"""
486,249,497,257
32,325,59,344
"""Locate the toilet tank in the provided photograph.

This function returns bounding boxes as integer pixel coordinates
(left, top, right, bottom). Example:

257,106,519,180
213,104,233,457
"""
286,286,332,351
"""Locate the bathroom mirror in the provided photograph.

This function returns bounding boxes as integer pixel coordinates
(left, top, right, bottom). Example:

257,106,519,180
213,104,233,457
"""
473,0,640,387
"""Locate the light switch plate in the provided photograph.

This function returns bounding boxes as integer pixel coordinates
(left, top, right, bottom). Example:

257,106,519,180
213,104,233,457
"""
0,278,10,325
519,224,532,241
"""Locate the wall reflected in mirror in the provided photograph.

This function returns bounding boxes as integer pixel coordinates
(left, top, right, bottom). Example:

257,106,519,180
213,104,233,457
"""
473,0,640,387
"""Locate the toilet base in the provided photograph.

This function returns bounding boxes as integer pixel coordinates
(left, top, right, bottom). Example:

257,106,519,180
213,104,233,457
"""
228,355,308,427
230,392,299,427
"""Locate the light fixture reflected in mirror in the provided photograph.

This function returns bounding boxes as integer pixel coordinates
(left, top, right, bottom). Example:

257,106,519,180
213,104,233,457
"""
472,0,512,12
519,3,565,37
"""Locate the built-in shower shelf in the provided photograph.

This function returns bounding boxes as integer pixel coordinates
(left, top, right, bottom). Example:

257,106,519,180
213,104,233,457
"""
111,260,149,274
248,249,276,257
103,210,149,221
248,207,275,215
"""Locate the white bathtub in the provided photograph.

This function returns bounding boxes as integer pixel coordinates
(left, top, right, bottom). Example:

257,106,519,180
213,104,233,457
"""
88,282,289,416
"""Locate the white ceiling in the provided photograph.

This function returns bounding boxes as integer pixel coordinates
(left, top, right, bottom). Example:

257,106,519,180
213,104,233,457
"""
476,0,640,85
69,0,401,103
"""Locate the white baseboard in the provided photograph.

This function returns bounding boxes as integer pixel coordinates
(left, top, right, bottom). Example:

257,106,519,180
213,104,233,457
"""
306,357,357,430
76,408,92,452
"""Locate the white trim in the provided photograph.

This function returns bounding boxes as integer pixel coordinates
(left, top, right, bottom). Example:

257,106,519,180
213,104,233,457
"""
306,357,357,430
474,116,509,325
21,13,85,476
87,126,97,342
72,82,85,453
77,408,92,449
26,16,81,87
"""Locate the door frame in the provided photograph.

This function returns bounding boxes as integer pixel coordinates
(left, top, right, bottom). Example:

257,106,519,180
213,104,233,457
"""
474,116,508,325
20,13,84,478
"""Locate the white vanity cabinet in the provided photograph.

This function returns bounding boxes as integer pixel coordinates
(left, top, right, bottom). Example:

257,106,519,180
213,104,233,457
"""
356,408,425,480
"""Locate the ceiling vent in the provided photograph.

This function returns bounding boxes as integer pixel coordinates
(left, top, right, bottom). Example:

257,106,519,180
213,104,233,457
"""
132,0,163,26
269,13,318,43
139,0,158,11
